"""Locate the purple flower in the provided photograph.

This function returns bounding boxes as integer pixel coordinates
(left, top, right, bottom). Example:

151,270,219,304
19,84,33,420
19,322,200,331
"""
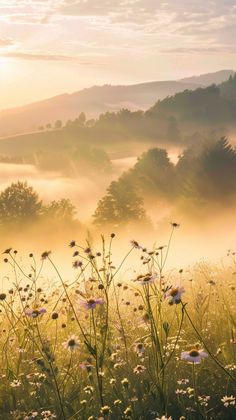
80,298,104,310
25,308,46,318
181,348,208,364
164,286,185,305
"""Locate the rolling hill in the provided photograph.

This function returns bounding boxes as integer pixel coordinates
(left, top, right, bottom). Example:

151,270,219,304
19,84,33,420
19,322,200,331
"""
0,70,234,137
0,70,236,172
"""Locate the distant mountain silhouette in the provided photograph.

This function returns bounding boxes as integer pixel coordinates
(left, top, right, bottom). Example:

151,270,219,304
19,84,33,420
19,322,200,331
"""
0,70,236,167
0,70,234,137
179,69,234,86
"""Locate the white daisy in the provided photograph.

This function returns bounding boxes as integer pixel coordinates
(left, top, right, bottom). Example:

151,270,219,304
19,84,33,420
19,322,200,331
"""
181,348,208,364
221,395,235,407
63,335,80,351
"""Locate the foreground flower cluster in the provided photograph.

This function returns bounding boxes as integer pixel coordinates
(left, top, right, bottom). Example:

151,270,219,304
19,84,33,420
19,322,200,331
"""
0,230,235,419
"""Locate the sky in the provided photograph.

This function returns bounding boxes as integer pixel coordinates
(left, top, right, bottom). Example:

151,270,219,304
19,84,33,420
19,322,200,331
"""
0,0,236,109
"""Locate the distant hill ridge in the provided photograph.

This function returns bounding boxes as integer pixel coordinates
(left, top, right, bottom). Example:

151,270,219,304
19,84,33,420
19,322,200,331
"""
0,69,234,137
0,71,236,162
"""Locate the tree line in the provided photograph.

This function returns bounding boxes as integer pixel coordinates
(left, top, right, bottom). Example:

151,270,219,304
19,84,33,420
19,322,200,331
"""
0,181,77,228
93,137,236,226
1,137,236,229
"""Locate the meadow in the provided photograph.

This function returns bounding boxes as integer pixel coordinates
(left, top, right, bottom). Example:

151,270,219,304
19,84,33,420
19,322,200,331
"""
0,226,235,420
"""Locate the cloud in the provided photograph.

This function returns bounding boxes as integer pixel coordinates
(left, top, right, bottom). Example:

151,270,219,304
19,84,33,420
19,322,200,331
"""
0,37,14,47
0,0,236,64
0,51,91,63
163,46,236,54
55,0,236,54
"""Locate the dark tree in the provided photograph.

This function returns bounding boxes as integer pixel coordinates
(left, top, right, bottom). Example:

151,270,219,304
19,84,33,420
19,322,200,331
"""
166,116,181,142
93,179,147,227
130,148,176,198
55,120,62,129
78,112,86,127
43,199,77,223
0,181,42,225
176,137,236,201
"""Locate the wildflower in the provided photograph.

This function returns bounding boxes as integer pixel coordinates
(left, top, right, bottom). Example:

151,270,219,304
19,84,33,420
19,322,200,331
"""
100,406,112,416
25,308,46,318
3,248,12,254
177,379,189,385
135,272,158,285
10,379,21,387
134,342,145,356
198,395,210,407
41,411,56,419
41,251,51,260
221,395,235,407
165,286,185,305
114,362,124,369
133,364,146,374
121,378,129,388
98,370,105,377
181,348,208,364
0,293,6,300
51,312,58,320
63,335,80,351
175,389,186,395
225,364,236,371
80,400,87,406
24,411,38,419
208,280,216,286
114,399,122,406
171,222,180,228
69,240,76,247
84,386,94,394
110,378,116,385
79,361,93,371
156,416,172,420
131,240,142,249
124,407,132,418
80,298,104,310
73,260,83,268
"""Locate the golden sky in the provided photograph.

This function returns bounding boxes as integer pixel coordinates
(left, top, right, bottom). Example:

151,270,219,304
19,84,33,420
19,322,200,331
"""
0,0,236,109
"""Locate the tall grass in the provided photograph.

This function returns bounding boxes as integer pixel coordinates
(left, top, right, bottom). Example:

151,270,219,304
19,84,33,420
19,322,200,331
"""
0,227,235,419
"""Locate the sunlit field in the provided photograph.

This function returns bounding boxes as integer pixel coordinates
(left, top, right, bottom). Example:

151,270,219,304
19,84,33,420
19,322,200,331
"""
0,227,235,420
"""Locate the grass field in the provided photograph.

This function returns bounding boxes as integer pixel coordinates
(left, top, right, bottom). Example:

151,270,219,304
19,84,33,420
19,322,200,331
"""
0,228,235,419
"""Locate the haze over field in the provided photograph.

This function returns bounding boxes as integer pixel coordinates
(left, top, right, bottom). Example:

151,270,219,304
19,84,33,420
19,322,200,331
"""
0,0,235,276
